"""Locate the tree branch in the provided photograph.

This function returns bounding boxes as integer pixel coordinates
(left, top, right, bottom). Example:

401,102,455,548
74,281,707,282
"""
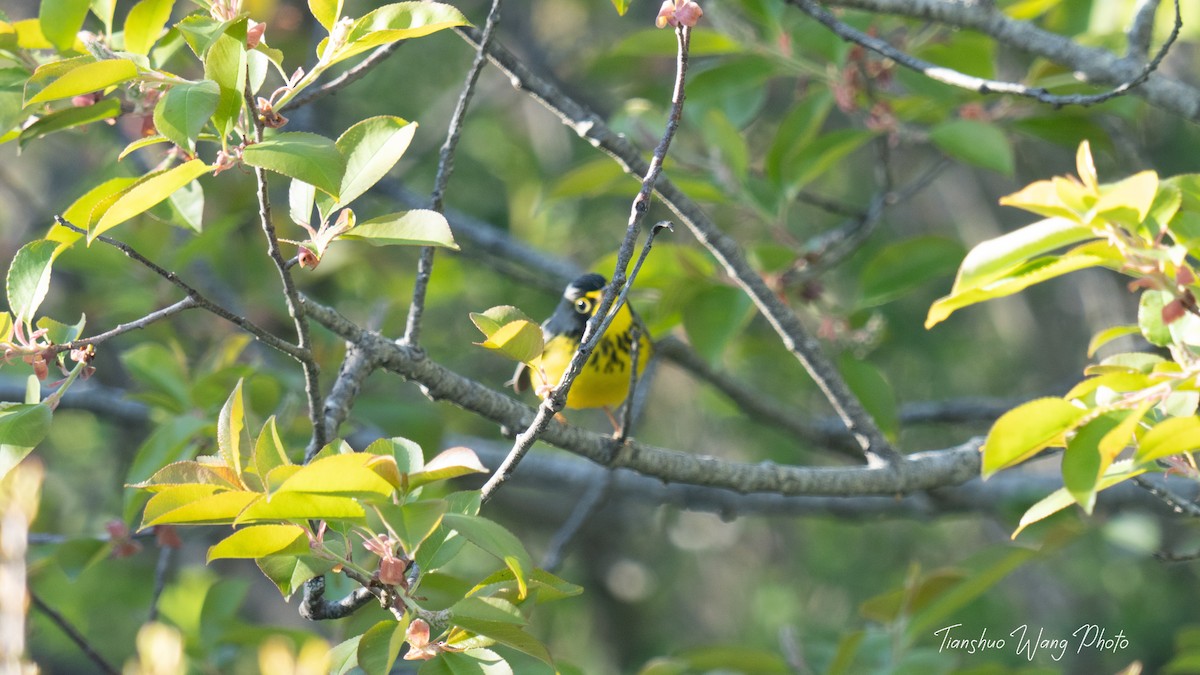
456,26,899,466
50,298,196,355
52,217,307,361
304,295,983,496
827,0,1197,120
280,41,408,114
29,590,120,675
244,88,326,454
404,0,505,346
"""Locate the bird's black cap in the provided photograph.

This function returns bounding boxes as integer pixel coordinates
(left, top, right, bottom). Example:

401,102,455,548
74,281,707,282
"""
565,273,606,298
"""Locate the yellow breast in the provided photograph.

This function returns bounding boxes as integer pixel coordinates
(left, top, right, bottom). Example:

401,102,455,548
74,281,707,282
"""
529,305,652,410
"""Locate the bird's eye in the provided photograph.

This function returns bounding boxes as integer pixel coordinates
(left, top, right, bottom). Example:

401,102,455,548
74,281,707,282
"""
574,298,593,315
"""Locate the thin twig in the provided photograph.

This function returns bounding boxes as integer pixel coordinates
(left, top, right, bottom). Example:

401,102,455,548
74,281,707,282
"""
458,24,899,466
147,544,173,622
616,321,644,443
28,590,120,675
51,297,196,355
280,41,408,113
827,0,1197,121
52,217,307,361
404,0,504,346
540,471,614,572
1132,475,1200,517
244,87,326,455
788,0,1181,107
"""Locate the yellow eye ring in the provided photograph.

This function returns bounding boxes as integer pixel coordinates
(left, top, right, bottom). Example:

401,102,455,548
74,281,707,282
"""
574,298,593,314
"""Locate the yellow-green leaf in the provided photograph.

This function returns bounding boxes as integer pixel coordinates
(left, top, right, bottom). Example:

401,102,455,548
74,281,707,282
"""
26,58,138,105
308,0,344,31
274,453,399,497
1134,415,1200,464
1012,460,1146,538
476,319,543,364
123,0,174,55
1087,324,1140,357
217,379,248,483
982,398,1086,478
90,160,212,241
207,524,308,561
140,485,258,527
339,210,457,249
1095,170,1159,223
235,492,365,524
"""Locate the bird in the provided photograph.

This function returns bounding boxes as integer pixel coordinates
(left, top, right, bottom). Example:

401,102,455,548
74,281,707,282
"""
512,273,652,416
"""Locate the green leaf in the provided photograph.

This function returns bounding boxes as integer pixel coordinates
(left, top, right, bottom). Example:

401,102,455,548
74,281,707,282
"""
6,240,58,325
309,0,344,31
419,650,511,675
168,176,205,232
452,597,525,626
140,485,258,527
1013,460,1146,537
329,635,362,675
91,160,213,241
153,80,220,151
339,210,458,249
1088,324,1140,357
120,342,190,412
981,398,1086,477
929,119,1015,175
859,236,965,308
257,553,338,599
408,447,488,490
207,524,309,561
124,0,174,55
372,436,423,475
39,0,90,51
610,28,742,56
0,403,52,448
448,617,551,664
122,417,207,523
765,92,834,184
838,356,899,442
289,179,316,228
204,26,247,136
358,619,408,675
274,452,400,497
904,546,1039,639
611,0,631,15
782,128,871,192
379,499,447,555
54,537,110,580
1139,290,1173,347
217,379,248,482
441,513,533,597
682,284,752,363
243,132,345,198
322,116,417,213
1062,413,1120,514
26,58,138,105
18,98,122,147
322,2,470,66
1135,416,1200,464
549,159,627,199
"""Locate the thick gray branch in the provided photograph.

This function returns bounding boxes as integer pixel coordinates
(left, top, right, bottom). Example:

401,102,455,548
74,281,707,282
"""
304,296,981,496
